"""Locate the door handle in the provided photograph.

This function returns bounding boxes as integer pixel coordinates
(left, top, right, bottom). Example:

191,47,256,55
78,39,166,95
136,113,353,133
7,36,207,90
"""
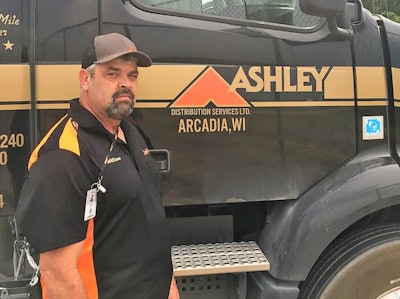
149,149,171,173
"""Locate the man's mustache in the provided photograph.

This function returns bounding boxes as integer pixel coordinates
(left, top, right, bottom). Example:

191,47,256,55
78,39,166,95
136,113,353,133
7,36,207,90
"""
112,88,135,102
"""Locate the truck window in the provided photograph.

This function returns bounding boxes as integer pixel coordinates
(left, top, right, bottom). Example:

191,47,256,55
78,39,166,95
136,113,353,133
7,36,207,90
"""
133,0,320,27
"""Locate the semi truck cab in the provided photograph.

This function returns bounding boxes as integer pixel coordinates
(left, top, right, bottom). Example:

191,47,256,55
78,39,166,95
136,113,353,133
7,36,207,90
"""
0,0,400,298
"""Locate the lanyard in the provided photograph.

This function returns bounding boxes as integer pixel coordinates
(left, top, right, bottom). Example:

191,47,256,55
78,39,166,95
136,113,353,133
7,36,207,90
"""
93,127,119,193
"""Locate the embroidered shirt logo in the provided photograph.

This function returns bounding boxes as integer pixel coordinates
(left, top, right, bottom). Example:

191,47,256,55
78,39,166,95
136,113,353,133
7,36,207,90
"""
142,148,150,155
106,157,122,164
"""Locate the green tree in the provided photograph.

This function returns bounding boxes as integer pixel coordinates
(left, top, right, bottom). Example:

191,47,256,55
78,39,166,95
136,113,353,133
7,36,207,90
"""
387,11,400,23
363,0,400,22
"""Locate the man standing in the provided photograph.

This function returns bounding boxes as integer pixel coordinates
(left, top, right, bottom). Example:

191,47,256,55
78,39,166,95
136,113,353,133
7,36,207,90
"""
16,33,179,299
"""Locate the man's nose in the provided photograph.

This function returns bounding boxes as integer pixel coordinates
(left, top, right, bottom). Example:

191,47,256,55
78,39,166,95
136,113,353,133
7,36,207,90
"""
118,74,133,89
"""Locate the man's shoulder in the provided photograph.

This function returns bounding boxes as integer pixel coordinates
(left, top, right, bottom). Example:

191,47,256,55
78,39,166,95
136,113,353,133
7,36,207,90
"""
28,115,81,168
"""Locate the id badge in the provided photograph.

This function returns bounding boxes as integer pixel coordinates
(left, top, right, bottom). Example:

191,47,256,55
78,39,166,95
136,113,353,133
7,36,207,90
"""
84,188,97,221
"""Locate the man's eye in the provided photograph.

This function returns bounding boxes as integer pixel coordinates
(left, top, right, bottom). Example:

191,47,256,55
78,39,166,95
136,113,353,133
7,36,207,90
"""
107,72,117,77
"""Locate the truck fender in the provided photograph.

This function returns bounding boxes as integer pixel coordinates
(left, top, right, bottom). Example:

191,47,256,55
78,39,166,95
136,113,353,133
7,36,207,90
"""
258,146,400,282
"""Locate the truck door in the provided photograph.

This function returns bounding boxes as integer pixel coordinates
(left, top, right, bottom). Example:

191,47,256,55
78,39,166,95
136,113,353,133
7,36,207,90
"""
101,0,357,206
351,13,393,159
379,17,400,164
0,0,98,290
0,0,31,281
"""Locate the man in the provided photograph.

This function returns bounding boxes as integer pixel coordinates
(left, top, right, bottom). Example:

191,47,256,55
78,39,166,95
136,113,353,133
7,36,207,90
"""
15,33,179,299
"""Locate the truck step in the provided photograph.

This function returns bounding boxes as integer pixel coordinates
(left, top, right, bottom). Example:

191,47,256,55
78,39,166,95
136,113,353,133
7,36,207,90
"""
171,241,270,277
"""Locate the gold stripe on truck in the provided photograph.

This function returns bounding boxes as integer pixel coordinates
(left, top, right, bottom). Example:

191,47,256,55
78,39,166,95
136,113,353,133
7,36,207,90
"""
358,100,387,106
0,64,394,110
324,67,354,99
0,64,207,109
251,101,354,107
356,67,387,99
392,67,400,101
0,65,30,102
36,65,80,100
137,65,207,101
36,64,208,104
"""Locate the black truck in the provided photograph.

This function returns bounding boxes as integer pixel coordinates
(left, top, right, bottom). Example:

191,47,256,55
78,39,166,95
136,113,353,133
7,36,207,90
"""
0,0,400,298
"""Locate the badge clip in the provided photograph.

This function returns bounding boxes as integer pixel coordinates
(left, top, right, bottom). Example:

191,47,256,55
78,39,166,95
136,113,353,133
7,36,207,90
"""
97,183,107,193
95,177,107,194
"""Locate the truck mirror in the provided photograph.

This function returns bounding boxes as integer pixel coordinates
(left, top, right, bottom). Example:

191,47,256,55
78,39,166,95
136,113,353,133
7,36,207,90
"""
299,0,346,17
300,0,353,38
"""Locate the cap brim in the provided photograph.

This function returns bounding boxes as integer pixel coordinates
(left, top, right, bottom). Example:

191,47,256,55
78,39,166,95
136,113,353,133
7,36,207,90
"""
94,51,152,67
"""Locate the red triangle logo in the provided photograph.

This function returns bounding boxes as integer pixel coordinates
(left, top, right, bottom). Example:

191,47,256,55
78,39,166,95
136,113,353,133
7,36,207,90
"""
171,67,250,108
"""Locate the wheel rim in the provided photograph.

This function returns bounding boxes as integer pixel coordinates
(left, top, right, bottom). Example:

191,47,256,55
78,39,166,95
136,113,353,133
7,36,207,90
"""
376,286,400,299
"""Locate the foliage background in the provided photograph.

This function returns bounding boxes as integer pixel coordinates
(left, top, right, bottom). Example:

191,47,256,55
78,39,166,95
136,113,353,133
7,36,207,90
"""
363,0,400,22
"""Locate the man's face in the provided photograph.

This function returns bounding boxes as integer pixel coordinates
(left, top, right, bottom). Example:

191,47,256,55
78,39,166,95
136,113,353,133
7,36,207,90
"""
87,58,139,120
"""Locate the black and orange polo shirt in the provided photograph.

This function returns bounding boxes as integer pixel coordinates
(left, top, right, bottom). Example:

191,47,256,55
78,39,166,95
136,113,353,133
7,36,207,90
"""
16,99,172,299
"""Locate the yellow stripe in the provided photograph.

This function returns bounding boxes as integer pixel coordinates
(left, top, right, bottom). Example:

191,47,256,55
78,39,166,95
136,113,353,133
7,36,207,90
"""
0,103,70,111
356,67,387,99
37,103,70,110
357,100,387,106
395,101,400,107
0,64,207,102
251,101,354,107
1,64,394,109
36,64,208,101
0,65,30,101
28,114,68,170
137,65,207,100
5,100,384,109
59,119,80,156
0,104,30,110
36,65,81,100
324,67,354,99
134,102,170,108
392,67,400,100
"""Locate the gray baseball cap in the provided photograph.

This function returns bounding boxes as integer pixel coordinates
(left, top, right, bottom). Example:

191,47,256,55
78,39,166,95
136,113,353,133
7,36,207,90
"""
81,33,152,68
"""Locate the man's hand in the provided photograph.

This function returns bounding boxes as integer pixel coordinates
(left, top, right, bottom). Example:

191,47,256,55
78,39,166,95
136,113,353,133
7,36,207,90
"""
168,276,180,299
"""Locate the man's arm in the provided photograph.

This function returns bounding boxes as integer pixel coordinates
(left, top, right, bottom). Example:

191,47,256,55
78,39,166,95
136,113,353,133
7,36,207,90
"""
39,241,88,299
169,275,180,299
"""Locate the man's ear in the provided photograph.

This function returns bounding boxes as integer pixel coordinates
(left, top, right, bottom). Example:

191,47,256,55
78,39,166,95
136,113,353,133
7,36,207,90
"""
79,69,90,91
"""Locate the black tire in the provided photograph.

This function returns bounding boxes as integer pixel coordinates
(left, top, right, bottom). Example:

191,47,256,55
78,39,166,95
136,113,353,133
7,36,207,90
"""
298,224,400,299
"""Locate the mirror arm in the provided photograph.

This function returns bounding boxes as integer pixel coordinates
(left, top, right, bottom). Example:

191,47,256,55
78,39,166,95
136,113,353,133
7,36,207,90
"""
327,15,354,38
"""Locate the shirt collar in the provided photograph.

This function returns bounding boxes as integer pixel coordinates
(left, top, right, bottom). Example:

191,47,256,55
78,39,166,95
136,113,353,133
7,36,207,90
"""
68,98,133,138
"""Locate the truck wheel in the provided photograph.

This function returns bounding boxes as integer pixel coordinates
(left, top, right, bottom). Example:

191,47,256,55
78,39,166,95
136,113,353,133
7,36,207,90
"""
298,224,400,299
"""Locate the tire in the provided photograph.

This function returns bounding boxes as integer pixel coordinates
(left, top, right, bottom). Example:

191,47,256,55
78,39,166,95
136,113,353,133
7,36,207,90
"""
298,224,400,299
